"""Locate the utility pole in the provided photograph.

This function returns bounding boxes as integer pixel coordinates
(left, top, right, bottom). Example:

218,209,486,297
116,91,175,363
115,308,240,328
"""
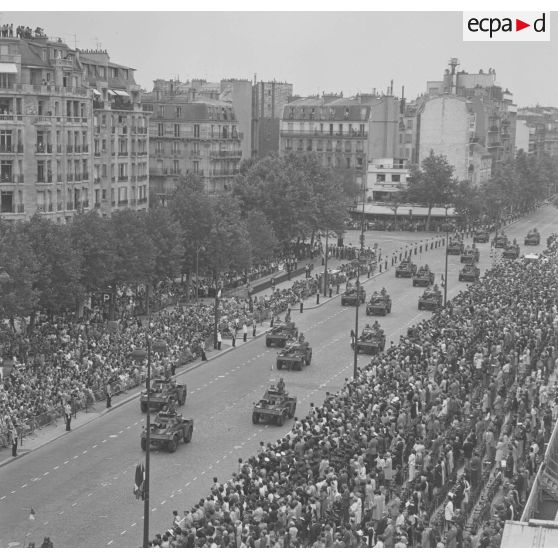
353,183,367,379
323,229,329,297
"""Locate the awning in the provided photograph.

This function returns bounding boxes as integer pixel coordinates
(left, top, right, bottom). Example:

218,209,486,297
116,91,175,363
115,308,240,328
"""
0,63,17,74
108,90,118,96
113,90,130,97
92,89,101,96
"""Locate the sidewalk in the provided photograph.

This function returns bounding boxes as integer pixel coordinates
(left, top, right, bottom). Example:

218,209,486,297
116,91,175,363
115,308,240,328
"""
0,234,448,468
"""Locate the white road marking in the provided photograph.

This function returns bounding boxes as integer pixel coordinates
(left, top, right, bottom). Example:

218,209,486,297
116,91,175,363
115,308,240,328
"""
152,507,157,512
160,500,166,505
72,502,77,507
109,435,118,438
131,523,137,527
43,471,49,476
43,521,48,526
118,430,124,434
64,460,69,464
21,484,27,488
73,455,79,459
92,445,97,448
10,490,15,494
121,531,127,535
107,540,113,546
58,511,64,515
82,450,87,454
88,493,93,497
0,495,6,500
53,466,59,470
126,426,131,429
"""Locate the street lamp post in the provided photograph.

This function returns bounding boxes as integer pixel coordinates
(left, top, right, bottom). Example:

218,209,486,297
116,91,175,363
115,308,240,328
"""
353,183,367,380
323,229,329,298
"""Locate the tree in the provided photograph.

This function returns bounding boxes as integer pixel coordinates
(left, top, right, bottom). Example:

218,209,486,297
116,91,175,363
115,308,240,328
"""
24,215,84,317
169,174,213,278
145,205,184,284
206,194,252,276
245,209,278,264
404,151,458,229
70,211,115,294
0,221,39,323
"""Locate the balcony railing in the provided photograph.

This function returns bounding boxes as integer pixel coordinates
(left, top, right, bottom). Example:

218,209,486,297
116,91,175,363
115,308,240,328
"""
209,150,243,158
118,199,128,206
130,199,137,206
137,197,148,204
57,202,62,211
281,129,368,138
75,145,81,153
57,174,62,183
57,145,62,153
66,202,74,211
94,151,101,157
67,174,74,182
83,200,89,209
35,144,53,154
118,175,128,182
118,151,128,156
0,145,15,153
83,144,89,153
94,177,101,184
66,145,73,153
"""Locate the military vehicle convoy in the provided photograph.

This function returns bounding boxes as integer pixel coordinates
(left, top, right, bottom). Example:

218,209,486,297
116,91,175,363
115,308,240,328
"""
341,285,366,306
355,323,386,354
140,411,194,453
460,246,480,264
276,340,312,371
418,286,443,311
459,264,480,282
265,320,298,347
366,290,392,316
140,378,187,413
524,229,540,246
395,259,417,278
412,266,435,287
252,384,297,426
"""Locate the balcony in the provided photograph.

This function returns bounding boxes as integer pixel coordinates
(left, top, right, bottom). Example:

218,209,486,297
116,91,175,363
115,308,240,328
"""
67,174,74,182
120,126,128,135
83,172,89,180
118,175,128,182
94,151,101,157
137,197,148,204
75,145,81,153
57,145,62,154
57,174,62,183
94,202,101,209
118,151,128,157
111,176,116,182
130,199,137,206
94,126,101,134
66,145,73,154
281,129,368,138
209,150,243,158
0,145,15,153
57,202,62,211
83,144,89,153
1,174,15,183
83,200,89,209
136,127,147,134
118,199,128,206
94,177,101,184
35,144,53,154
66,202,74,211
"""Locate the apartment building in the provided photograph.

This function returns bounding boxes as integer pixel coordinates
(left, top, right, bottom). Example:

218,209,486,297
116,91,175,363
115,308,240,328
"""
278,93,400,188
0,29,149,221
143,82,242,201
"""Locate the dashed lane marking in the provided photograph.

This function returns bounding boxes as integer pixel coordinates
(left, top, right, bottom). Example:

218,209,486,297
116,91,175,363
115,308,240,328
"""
21,484,27,488
64,460,69,464
43,471,49,476
72,502,77,507
10,490,15,494
73,455,79,459
109,435,118,438
152,507,157,512
87,493,93,497
131,523,137,527
160,500,166,505
107,541,113,546
121,531,127,536
92,445,97,448
53,466,59,470
82,450,87,454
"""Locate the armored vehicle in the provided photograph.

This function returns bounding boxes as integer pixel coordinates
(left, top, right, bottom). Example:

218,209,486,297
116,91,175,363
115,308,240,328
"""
460,247,480,264
473,230,490,243
140,378,187,413
395,260,417,278
252,385,297,426
524,229,540,246
355,323,386,354
503,243,520,259
418,287,443,311
276,340,312,371
140,411,193,453
459,264,480,282
366,291,392,316
494,233,508,249
341,285,366,306
446,239,464,255
412,267,435,287
265,321,298,347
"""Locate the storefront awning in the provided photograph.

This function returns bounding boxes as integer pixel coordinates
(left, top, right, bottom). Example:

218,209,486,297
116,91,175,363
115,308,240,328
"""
92,88,101,96
113,89,130,97
0,63,18,74
108,90,118,96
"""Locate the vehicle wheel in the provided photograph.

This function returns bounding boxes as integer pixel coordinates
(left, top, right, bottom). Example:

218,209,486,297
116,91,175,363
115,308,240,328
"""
388,305,392,313
289,405,296,418
141,438,147,451
276,414,285,427
382,309,386,316
306,353,312,365
277,360,282,370
184,426,193,443
168,436,178,453
266,339,271,347
298,361,304,371
252,413,259,424
140,402,148,413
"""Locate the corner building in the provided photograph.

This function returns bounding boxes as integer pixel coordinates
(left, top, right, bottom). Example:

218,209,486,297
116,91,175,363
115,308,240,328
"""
0,31,149,221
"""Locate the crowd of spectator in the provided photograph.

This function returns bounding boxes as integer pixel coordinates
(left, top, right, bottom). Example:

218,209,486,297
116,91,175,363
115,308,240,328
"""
0,272,323,450
152,237,558,548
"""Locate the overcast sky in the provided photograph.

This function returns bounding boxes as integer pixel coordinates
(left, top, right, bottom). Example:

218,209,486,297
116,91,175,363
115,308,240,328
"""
2,10,556,107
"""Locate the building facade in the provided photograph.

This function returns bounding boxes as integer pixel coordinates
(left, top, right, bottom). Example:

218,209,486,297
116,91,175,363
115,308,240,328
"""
278,94,400,189
143,83,242,201
366,158,409,202
0,30,148,221
252,80,293,158
80,50,150,216
516,106,558,158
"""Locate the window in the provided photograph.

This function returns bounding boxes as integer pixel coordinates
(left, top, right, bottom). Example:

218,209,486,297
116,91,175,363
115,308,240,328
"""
176,106,182,118
377,174,386,183
174,124,180,138
193,161,199,173
0,160,13,182
346,158,351,169
0,130,12,152
156,141,163,155
157,123,164,137
37,161,45,182
194,124,200,138
159,105,165,117
406,119,413,130
173,160,179,173
392,174,401,183
118,163,127,179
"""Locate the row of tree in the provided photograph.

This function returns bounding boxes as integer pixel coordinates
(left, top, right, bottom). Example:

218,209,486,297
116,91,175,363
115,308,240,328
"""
402,149,556,228
0,153,354,321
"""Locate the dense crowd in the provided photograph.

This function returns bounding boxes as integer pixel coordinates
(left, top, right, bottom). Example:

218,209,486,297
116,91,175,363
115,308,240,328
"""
152,239,558,548
0,274,322,449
